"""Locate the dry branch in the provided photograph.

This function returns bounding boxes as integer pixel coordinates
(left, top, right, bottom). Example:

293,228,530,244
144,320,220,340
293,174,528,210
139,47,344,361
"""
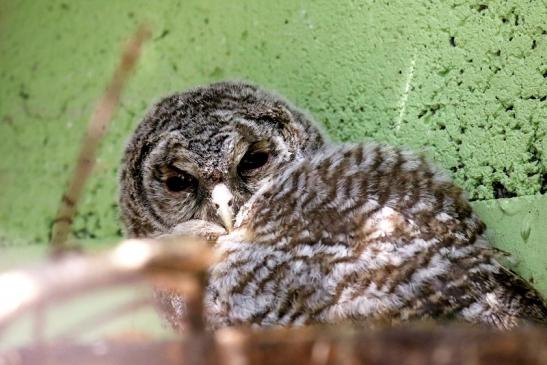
0,236,214,331
1,235,547,364
50,25,151,254
2,324,547,365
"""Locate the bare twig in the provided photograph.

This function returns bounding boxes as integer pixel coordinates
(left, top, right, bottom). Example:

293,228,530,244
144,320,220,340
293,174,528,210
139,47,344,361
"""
50,25,151,254
0,236,214,332
1,236,547,365
2,324,547,365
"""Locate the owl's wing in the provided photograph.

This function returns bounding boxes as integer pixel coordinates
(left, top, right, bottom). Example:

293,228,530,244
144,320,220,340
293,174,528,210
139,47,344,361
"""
481,265,547,327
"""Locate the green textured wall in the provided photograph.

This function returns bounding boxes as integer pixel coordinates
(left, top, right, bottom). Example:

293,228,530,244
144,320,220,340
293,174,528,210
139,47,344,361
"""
0,1,545,292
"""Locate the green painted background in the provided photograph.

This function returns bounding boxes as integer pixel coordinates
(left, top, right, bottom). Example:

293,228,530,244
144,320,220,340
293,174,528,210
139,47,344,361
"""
0,1,545,293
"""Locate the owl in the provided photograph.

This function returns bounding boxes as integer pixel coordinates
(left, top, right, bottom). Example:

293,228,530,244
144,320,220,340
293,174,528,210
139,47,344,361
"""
119,81,547,331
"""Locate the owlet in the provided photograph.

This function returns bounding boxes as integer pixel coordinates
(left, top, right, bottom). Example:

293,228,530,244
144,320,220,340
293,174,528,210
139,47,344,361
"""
119,81,547,330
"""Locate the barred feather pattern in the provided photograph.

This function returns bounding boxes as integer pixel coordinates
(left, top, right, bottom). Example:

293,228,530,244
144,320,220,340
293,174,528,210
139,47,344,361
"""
206,143,547,330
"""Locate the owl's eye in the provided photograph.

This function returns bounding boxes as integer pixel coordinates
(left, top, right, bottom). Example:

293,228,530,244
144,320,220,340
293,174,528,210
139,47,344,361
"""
238,150,270,172
164,172,197,193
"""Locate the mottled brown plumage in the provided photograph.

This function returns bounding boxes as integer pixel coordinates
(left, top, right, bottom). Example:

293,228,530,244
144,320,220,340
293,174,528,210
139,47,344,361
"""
118,81,547,331
207,143,547,329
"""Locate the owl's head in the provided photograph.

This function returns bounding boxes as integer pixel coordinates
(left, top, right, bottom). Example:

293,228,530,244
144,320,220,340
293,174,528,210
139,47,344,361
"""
119,81,325,238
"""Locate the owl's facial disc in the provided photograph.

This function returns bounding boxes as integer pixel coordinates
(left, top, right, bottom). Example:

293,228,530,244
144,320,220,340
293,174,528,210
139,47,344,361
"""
119,82,326,239
211,183,234,232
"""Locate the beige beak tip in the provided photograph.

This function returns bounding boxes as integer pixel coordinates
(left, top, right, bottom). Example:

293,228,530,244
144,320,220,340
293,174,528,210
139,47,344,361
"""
212,183,234,232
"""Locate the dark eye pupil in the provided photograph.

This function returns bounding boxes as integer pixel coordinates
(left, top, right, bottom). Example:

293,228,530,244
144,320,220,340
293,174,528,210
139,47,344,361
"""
239,151,269,171
165,174,195,192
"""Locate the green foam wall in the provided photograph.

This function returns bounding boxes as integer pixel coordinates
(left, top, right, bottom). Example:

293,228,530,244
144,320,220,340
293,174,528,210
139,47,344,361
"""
0,0,545,293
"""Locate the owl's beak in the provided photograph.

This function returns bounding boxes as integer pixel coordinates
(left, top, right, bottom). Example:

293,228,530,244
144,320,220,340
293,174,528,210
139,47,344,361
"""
211,183,234,232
